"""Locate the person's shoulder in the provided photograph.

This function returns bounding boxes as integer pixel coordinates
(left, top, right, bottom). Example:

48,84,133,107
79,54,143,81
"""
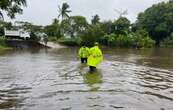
90,46,95,50
86,47,90,49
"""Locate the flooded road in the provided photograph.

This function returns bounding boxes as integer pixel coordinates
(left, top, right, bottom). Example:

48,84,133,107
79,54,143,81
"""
0,48,173,110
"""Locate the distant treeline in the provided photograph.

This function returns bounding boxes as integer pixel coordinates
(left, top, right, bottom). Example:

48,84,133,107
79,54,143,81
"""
1,0,173,48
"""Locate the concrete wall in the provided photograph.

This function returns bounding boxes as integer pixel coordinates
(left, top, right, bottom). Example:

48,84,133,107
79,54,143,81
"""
5,40,48,49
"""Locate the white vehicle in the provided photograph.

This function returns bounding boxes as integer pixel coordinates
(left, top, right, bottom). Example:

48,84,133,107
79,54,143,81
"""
5,29,30,40
20,31,30,39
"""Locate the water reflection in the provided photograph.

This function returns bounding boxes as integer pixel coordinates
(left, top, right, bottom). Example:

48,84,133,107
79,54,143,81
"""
0,86,31,109
104,48,173,70
78,63,103,91
0,48,173,110
83,70,103,91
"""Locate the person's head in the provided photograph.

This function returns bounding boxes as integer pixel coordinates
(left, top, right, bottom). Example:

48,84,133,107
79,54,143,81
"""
94,42,99,46
81,42,86,47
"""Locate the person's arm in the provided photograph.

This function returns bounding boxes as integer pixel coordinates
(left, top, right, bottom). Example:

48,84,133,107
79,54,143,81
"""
78,48,81,58
86,47,90,57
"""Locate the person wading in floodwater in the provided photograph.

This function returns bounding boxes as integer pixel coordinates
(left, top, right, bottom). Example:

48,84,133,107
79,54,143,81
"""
78,44,90,63
43,36,48,46
87,42,103,72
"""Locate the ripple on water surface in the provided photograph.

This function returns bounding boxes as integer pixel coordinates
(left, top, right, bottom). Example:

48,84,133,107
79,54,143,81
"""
0,48,173,110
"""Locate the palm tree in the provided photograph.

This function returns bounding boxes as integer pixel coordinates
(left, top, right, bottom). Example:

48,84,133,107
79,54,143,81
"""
58,3,71,20
91,14,100,25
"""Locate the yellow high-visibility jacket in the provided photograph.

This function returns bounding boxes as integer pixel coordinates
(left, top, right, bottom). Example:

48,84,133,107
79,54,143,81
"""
78,46,90,58
87,46,103,67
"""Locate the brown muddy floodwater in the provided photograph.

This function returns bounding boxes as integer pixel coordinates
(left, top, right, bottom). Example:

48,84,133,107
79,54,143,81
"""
0,48,173,110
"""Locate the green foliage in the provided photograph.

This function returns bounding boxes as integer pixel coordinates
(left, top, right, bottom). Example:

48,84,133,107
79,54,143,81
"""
81,24,104,46
58,37,81,46
132,30,155,48
58,2,71,20
91,14,100,25
112,17,130,35
101,34,117,46
44,19,61,38
0,0,27,18
16,21,43,33
43,1,170,48
29,31,41,41
102,34,133,47
14,21,44,41
162,32,173,47
100,21,113,34
0,37,11,50
0,21,14,36
0,37,6,46
136,0,173,46
61,16,88,38
100,29,154,48
0,21,4,36
48,37,58,42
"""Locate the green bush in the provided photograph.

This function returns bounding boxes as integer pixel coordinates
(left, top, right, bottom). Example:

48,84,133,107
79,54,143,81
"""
0,37,7,47
162,35,173,47
81,24,105,46
143,37,155,48
99,33,154,48
116,35,133,47
58,37,81,46
102,34,133,47
132,30,155,48
166,40,173,46
101,34,116,46
48,37,58,42
0,37,11,50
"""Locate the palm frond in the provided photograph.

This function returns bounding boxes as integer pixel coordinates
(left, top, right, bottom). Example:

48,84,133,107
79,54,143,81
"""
58,14,61,19
66,10,72,13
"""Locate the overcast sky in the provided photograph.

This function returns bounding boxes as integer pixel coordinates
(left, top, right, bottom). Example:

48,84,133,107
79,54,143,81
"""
4,0,167,26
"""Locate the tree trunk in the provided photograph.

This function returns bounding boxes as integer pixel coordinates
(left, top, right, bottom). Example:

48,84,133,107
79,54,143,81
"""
0,11,4,21
155,40,160,47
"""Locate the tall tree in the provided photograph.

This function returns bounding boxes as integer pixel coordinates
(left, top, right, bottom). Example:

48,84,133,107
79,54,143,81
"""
91,14,100,25
81,24,104,46
44,19,61,38
100,20,113,34
58,2,71,20
136,0,173,46
70,16,88,37
113,17,130,35
0,0,27,19
61,16,88,37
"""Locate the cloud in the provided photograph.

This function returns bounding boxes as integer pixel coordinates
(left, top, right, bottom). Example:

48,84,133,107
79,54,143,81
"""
4,0,167,25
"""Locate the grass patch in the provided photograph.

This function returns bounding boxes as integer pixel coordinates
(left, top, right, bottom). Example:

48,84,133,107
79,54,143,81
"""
57,37,81,46
0,37,12,50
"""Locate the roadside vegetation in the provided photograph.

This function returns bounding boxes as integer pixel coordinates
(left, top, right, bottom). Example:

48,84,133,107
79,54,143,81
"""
0,37,11,50
0,0,173,48
42,0,173,48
